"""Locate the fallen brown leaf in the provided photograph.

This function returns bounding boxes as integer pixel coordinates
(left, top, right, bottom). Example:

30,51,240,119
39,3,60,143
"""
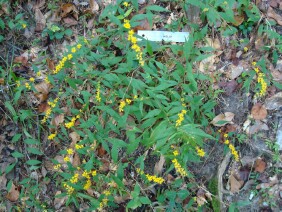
265,92,282,110
229,174,244,193
69,131,80,148
267,7,282,26
154,155,165,175
46,58,55,71
0,78,4,85
63,17,78,26
233,15,244,26
54,191,68,210
251,103,267,120
6,183,20,202
34,8,46,32
254,158,267,173
35,82,52,95
211,112,235,126
51,114,65,127
60,3,79,20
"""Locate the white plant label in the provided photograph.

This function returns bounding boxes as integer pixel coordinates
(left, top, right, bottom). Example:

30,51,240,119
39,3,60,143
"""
137,30,189,42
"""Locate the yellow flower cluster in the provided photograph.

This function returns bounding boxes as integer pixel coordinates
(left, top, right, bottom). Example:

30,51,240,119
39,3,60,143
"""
196,147,205,157
53,164,61,170
172,158,187,177
119,98,132,112
175,109,187,127
70,173,79,183
48,133,57,140
124,19,145,66
52,43,82,75
65,114,80,128
25,82,31,90
136,168,164,184
96,82,101,102
253,62,267,97
63,183,74,194
223,134,239,161
123,19,131,29
29,77,35,82
123,2,129,7
75,143,84,149
41,98,59,124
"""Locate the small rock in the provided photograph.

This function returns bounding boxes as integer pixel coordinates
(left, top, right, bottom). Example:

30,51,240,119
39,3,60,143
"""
265,92,282,110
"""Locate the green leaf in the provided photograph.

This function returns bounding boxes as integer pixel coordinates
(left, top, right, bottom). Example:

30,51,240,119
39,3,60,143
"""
12,134,21,142
11,151,24,158
64,28,72,36
26,159,41,166
140,196,151,204
127,199,141,209
0,18,5,30
27,147,43,155
143,109,161,120
7,180,13,192
5,163,16,174
146,5,169,12
24,138,39,145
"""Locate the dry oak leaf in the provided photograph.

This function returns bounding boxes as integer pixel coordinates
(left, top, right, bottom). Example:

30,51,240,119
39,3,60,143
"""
265,92,282,110
154,154,165,175
51,114,65,127
229,174,244,193
254,158,267,173
60,3,79,20
6,183,20,202
251,103,267,120
69,131,80,148
34,8,46,32
211,112,235,126
35,82,52,95
54,191,68,210
267,7,282,26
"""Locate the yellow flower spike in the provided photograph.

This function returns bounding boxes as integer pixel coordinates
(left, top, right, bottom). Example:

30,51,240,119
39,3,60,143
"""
84,179,91,190
176,109,187,127
172,158,187,177
29,77,35,82
75,144,83,149
91,170,97,176
119,100,126,112
173,150,179,156
70,173,79,183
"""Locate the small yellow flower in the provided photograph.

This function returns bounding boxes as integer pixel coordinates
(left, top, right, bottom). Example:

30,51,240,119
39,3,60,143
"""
67,148,74,155
224,133,228,138
71,47,76,53
48,133,57,140
123,2,129,7
77,44,82,49
123,19,131,29
91,170,97,176
53,164,61,170
172,158,187,177
64,156,70,162
133,95,138,99
175,110,187,127
36,72,41,77
196,147,205,157
25,82,31,90
75,144,83,149
243,47,248,52
70,173,79,184
119,100,126,112
203,8,209,12
84,179,91,190
67,54,73,60
104,190,111,196
252,62,257,66
224,139,230,145
173,150,179,156
22,23,27,29
125,98,132,104
29,77,35,82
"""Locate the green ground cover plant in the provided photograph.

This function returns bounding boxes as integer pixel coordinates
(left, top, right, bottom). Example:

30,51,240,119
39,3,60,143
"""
1,0,281,211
